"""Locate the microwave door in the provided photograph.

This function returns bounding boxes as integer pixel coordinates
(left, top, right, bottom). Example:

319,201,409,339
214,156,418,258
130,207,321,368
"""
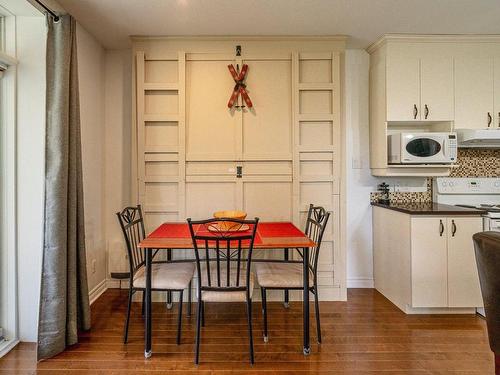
405,137,442,162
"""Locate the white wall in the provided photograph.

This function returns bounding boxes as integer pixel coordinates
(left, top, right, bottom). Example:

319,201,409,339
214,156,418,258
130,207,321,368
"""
344,50,430,288
76,24,107,294
345,49,380,288
16,16,46,342
103,50,132,280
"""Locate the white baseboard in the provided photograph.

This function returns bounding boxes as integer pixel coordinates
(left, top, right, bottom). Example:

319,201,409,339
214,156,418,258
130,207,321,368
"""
347,277,374,288
0,339,19,359
89,279,108,305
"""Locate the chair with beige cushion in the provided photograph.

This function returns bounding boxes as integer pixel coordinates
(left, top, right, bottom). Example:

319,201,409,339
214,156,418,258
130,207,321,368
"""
117,205,195,345
254,204,330,344
187,217,259,364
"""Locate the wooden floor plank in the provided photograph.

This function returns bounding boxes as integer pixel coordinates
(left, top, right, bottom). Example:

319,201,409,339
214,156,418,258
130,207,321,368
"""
0,288,494,374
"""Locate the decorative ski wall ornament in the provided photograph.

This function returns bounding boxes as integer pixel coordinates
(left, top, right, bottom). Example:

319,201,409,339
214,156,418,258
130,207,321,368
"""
227,63,253,109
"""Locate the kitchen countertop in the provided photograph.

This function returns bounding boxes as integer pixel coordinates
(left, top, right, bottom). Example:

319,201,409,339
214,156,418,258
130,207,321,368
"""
371,202,485,215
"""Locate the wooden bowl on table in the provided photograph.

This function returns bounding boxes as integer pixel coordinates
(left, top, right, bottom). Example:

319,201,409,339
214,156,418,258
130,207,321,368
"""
212,210,247,231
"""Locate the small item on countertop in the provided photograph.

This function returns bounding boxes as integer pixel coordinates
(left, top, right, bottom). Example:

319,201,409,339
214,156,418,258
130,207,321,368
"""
377,182,390,205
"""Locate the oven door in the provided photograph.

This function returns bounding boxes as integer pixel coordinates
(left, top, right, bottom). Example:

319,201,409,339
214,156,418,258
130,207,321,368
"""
402,135,448,163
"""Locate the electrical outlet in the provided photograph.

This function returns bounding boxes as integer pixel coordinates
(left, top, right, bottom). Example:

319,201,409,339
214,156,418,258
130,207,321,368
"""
92,259,97,274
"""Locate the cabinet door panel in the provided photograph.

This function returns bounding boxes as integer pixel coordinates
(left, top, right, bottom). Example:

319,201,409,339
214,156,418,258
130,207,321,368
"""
447,217,483,308
411,217,448,307
494,58,500,129
242,60,292,159
454,57,494,129
420,57,454,121
386,56,420,121
186,60,238,160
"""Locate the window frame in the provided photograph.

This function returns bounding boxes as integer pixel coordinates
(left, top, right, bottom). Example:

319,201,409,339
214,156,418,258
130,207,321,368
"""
0,4,19,358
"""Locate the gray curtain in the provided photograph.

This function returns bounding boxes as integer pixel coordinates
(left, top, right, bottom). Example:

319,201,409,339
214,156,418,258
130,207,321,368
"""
37,14,91,361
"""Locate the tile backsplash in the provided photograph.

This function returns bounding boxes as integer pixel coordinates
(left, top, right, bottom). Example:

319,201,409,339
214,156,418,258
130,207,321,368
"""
370,179,432,204
370,149,500,204
450,149,500,178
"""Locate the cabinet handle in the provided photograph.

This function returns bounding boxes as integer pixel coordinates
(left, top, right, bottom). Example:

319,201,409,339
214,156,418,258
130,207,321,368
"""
498,112,500,128
413,104,418,119
488,112,492,127
424,104,429,119
451,220,457,237
439,220,444,237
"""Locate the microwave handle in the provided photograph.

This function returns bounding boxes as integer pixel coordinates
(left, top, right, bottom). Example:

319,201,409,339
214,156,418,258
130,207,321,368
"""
442,139,449,157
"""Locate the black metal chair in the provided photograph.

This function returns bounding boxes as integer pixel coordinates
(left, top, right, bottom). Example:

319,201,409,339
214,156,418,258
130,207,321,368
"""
187,217,259,364
473,231,500,375
116,205,195,345
254,204,330,344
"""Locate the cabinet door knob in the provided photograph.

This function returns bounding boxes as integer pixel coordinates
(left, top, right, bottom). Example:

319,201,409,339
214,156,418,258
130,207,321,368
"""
439,220,444,237
451,219,457,237
488,112,492,127
424,104,429,119
413,104,418,119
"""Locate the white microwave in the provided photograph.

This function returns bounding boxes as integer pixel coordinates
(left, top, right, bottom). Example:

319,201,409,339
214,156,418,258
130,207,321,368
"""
388,132,457,164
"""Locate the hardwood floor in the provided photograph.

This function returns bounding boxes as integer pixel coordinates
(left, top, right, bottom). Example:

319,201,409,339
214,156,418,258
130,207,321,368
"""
0,288,494,374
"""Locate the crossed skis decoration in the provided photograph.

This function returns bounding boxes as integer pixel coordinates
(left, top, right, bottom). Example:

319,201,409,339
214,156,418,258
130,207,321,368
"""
227,63,253,109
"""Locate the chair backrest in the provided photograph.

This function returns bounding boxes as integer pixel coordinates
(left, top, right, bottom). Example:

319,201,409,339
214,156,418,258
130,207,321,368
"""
304,204,330,278
187,217,259,297
473,231,500,355
116,205,147,275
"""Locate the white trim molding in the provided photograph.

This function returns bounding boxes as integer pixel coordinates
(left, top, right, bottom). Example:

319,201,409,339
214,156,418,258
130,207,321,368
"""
0,339,19,359
89,279,108,306
347,277,374,289
0,14,18,358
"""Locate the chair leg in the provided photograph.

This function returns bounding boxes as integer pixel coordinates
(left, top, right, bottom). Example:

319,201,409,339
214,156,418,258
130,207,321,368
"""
313,287,322,344
123,288,133,344
261,288,268,343
246,298,255,364
176,290,184,345
187,281,192,318
195,299,202,365
141,290,145,317
201,300,205,327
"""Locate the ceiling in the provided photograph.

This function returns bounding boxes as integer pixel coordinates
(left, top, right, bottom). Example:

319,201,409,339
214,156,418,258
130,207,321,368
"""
53,0,500,50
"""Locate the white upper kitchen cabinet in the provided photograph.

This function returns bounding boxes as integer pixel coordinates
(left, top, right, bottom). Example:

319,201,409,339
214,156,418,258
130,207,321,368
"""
494,57,500,129
454,57,494,129
386,56,454,122
386,56,420,121
420,57,454,121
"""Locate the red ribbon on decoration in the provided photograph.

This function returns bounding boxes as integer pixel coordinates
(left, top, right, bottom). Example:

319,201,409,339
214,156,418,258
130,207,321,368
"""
227,64,253,109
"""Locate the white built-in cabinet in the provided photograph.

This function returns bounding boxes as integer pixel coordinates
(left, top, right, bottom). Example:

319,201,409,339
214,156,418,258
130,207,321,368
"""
495,58,500,128
454,57,495,129
386,56,454,122
131,37,346,301
411,216,483,308
373,206,483,313
368,35,500,176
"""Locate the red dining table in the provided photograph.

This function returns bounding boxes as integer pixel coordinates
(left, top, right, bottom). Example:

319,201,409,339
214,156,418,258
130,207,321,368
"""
138,221,316,358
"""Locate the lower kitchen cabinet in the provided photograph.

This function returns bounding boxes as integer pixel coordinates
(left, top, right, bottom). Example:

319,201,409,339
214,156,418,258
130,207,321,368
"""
411,217,448,307
373,206,483,313
447,217,484,307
